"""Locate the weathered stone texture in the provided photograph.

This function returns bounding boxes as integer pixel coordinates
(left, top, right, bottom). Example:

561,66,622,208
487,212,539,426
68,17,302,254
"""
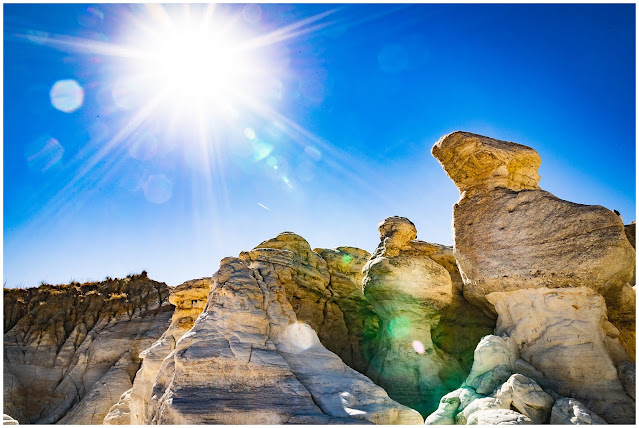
432,131,636,424
3,275,172,424
123,277,210,424
362,217,466,416
432,131,541,195
146,256,423,424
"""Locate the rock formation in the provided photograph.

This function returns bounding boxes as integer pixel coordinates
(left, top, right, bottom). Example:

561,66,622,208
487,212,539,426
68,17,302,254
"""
247,233,379,374
432,131,636,424
3,414,19,425
362,216,492,416
3,274,172,424
314,246,380,374
106,277,211,425
3,130,634,425
550,398,608,425
144,256,423,424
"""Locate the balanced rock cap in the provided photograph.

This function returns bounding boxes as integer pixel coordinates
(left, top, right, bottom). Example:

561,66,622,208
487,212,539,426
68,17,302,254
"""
432,131,542,194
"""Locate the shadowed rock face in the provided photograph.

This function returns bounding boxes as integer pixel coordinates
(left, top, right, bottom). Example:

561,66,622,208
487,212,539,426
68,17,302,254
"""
432,131,636,424
3,275,173,424
314,246,380,374
362,216,466,417
145,256,423,424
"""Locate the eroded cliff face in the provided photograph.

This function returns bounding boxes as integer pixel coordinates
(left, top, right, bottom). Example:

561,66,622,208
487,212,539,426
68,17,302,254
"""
3,273,173,425
144,256,423,424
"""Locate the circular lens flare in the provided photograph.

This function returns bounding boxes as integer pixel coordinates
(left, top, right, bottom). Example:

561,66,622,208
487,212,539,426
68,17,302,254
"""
50,79,84,113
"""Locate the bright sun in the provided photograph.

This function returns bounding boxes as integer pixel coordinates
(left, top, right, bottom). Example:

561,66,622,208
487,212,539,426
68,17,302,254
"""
116,4,276,122
136,27,255,104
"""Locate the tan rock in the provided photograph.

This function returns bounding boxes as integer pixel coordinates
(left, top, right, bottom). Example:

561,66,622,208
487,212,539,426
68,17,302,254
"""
3,275,172,424
2,414,19,425
125,277,210,424
432,132,635,310
424,389,462,425
146,256,423,424
604,282,636,361
363,217,464,416
432,131,636,424
492,374,554,424
456,397,510,424
452,188,634,308
58,352,135,424
103,389,132,425
315,246,379,373
625,221,636,249
244,233,379,376
463,335,517,395
425,244,496,371
431,131,541,195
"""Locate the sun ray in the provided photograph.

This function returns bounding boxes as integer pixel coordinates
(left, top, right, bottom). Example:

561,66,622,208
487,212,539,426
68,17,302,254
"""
236,8,340,52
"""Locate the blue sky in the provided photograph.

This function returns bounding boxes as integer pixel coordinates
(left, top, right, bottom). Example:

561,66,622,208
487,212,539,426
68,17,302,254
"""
3,3,636,288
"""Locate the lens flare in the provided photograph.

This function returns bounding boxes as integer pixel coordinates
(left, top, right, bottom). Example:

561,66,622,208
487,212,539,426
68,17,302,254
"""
25,136,64,172
50,79,84,113
304,145,322,161
412,340,425,354
284,322,317,352
142,174,173,204
388,316,411,339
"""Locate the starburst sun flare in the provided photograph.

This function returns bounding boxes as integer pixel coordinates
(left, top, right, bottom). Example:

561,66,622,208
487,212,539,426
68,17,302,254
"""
112,4,285,127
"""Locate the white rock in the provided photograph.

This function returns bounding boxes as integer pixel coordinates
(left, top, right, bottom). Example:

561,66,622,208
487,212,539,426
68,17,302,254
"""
466,408,534,425
492,373,554,424
550,397,607,424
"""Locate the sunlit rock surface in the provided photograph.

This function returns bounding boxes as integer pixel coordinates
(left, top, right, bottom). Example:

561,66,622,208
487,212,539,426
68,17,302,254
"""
4,130,635,425
425,244,496,372
246,233,381,375
107,277,210,424
146,256,423,424
3,414,19,425
3,274,172,424
433,131,635,310
432,131,636,424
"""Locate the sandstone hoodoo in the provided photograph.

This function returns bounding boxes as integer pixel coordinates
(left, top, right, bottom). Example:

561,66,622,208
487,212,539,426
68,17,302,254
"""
432,130,636,424
3,130,635,425
362,216,492,416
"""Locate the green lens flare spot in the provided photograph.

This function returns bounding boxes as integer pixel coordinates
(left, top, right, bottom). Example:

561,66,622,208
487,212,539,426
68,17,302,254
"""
341,254,353,264
388,316,411,338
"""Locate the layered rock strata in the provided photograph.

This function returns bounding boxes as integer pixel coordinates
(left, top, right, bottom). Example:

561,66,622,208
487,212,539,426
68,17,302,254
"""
3,274,172,424
314,247,380,373
111,277,211,424
432,131,636,424
145,256,423,424
250,233,378,374
362,216,467,416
